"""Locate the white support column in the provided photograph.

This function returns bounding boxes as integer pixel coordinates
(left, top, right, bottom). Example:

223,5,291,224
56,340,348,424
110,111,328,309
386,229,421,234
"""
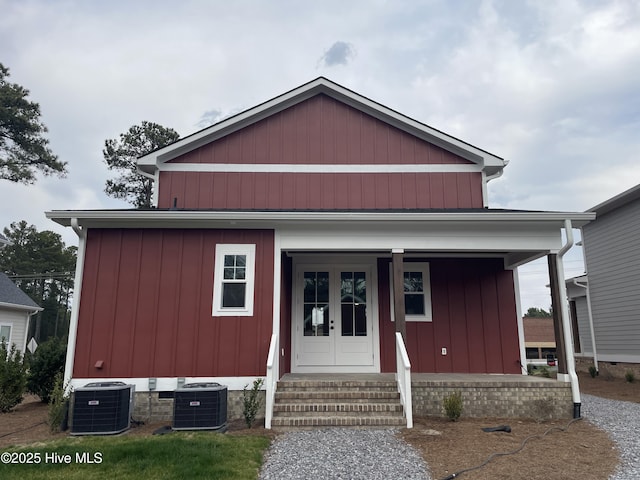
512,267,528,374
64,219,86,391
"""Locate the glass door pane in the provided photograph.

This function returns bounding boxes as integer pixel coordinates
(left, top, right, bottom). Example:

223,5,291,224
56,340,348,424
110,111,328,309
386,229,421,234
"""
340,271,367,337
303,271,329,336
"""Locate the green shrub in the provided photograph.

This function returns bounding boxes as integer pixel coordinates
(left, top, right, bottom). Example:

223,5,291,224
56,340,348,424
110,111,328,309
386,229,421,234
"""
588,365,598,378
625,370,635,383
242,378,264,428
443,391,463,422
27,337,67,403
0,339,27,412
48,372,71,432
538,366,551,378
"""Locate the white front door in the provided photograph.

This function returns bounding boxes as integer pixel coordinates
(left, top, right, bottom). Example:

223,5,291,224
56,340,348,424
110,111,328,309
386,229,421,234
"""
293,262,378,372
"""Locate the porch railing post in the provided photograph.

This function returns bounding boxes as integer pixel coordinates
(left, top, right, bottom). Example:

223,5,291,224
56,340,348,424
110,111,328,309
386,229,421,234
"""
265,333,279,429
395,332,413,428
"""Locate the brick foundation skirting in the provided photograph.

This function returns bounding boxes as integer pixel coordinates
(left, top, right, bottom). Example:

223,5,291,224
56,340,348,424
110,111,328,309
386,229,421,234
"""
131,391,266,424
411,381,573,420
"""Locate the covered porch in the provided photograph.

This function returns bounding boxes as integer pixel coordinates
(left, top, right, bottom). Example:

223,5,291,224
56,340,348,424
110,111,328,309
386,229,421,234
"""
265,210,594,428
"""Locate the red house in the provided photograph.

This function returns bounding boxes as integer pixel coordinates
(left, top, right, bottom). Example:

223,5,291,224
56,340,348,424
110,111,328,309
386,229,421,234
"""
47,78,594,427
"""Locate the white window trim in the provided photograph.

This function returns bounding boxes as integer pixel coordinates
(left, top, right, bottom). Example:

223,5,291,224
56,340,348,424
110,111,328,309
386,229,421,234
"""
389,262,433,322
212,244,256,317
0,323,12,345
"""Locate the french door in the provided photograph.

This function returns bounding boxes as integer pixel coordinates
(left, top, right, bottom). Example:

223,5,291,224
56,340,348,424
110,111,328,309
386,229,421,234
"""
293,263,376,371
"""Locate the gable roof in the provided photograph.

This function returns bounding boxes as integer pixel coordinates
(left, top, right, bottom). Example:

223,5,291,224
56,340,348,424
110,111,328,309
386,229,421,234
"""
0,232,8,247
0,272,42,312
137,77,506,177
588,183,640,216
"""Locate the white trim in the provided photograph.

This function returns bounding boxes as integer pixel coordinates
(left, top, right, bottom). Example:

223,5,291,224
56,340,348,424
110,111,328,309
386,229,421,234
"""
389,262,433,322
47,209,597,228
69,376,266,392
512,268,528,374
159,163,483,174
291,257,380,373
272,232,282,335
212,244,256,317
64,219,86,390
0,301,42,313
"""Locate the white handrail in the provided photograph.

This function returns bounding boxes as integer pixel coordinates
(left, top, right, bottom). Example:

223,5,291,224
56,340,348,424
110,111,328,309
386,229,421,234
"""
395,332,413,428
265,333,279,429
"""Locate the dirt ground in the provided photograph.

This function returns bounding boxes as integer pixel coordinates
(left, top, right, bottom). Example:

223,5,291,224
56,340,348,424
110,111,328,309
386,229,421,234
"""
2,366,637,479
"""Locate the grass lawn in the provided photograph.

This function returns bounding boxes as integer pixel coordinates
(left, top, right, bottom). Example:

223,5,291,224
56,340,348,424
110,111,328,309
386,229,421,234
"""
0,431,270,480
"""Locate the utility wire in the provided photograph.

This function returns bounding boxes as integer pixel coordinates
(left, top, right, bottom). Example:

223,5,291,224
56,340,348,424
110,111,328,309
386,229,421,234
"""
438,417,584,480
0,421,46,439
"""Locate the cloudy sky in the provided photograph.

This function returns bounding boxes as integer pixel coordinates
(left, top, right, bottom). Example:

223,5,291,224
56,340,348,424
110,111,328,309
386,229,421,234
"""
1,0,639,311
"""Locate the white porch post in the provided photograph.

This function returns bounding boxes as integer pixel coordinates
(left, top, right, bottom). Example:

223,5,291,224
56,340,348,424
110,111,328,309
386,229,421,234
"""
64,219,86,391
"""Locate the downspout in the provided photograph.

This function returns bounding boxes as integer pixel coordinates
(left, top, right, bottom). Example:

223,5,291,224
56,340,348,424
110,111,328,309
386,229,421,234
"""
573,277,598,372
482,169,504,208
64,218,86,392
556,219,581,418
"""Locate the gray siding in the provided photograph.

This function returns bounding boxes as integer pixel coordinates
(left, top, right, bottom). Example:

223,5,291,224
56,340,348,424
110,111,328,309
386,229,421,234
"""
583,198,640,361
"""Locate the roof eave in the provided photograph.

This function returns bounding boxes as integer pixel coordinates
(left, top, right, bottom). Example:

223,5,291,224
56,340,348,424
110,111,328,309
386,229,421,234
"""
0,301,43,313
46,209,596,229
587,183,640,216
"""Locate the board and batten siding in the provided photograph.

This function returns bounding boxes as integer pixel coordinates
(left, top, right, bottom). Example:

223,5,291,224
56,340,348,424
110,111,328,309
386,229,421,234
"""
377,258,521,374
159,171,483,210
583,198,640,361
73,228,274,379
158,94,484,210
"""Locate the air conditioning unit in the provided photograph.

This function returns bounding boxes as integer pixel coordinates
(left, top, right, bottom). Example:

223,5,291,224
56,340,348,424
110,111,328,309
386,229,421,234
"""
173,382,227,431
71,382,134,435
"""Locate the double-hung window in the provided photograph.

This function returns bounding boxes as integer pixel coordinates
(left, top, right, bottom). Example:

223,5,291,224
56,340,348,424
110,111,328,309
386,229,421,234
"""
0,324,11,345
212,244,256,316
390,262,433,322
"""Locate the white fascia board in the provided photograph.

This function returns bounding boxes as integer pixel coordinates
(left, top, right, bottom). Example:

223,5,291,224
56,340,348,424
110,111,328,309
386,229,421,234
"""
137,77,505,175
158,163,483,174
45,209,596,229
0,301,43,313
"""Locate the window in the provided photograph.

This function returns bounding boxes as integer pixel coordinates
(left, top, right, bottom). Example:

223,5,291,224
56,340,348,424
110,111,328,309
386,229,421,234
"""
212,244,256,316
0,324,11,345
390,262,432,322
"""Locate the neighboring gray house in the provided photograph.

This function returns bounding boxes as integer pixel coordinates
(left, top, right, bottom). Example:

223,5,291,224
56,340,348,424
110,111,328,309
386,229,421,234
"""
0,272,42,353
579,184,640,366
565,274,594,359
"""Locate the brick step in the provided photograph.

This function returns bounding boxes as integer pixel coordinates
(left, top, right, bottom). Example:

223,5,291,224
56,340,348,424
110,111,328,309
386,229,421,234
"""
275,390,400,400
273,403,404,414
276,382,398,391
271,416,407,428
274,396,400,404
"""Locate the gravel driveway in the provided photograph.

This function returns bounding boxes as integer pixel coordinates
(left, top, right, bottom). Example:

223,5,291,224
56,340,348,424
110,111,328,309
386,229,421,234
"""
259,395,637,480
582,394,640,480
258,428,430,480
